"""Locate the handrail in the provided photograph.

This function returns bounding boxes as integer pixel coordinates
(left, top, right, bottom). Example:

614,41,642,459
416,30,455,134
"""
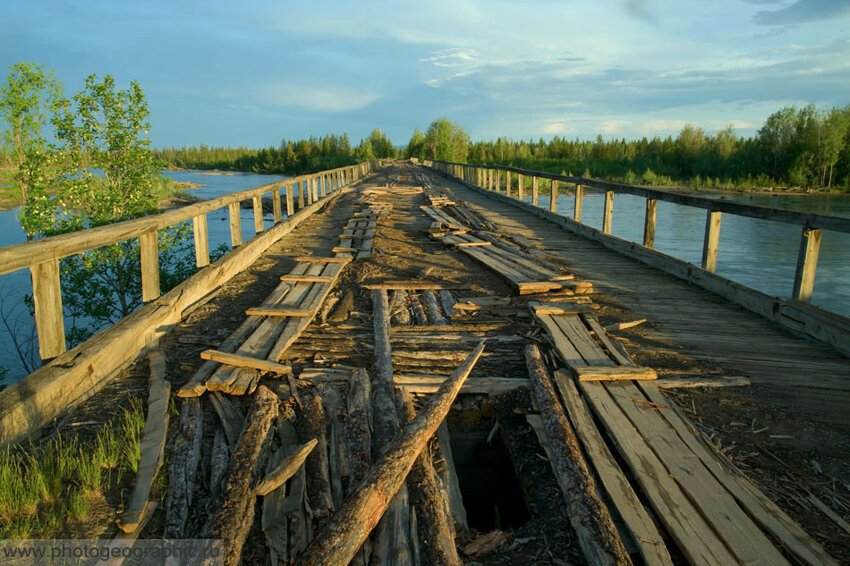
430,160,850,234
0,159,381,360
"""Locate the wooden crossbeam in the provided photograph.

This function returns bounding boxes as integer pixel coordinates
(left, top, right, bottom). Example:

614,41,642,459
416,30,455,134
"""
280,274,336,283
572,365,657,382
455,241,491,247
295,256,352,264
200,349,293,375
362,280,457,290
245,306,316,317
332,246,359,253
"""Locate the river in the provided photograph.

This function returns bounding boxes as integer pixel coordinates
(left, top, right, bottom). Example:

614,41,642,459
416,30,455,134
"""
0,172,847,384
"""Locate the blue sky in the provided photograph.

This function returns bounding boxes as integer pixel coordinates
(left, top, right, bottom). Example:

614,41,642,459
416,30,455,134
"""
1,0,848,147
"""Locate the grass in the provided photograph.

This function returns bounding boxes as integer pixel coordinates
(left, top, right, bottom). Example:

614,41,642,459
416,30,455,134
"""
0,398,146,538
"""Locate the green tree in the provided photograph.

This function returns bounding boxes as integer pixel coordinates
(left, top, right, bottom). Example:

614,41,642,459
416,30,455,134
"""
406,128,425,159
423,118,470,163
0,62,61,202
20,74,193,345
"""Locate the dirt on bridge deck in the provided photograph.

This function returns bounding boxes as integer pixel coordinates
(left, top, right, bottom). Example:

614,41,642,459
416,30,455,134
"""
48,162,849,564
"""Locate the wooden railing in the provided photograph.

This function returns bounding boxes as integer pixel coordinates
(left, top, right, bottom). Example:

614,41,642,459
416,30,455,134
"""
0,160,378,360
427,159,850,354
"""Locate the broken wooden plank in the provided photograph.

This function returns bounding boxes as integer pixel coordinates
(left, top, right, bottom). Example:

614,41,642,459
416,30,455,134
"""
529,301,594,316
395,375,529,395
254,438,318,496
201,349,293,376
295,256,352,264
117,352,171,533
363,280,457,290
244,306,316,317
656,375,751,389
280,274,336,283
573,365,657,382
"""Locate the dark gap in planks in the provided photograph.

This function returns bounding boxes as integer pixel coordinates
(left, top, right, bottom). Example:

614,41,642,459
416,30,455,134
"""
449,425,530,532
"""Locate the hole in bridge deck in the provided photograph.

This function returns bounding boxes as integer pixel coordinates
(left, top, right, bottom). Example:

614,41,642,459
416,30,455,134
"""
450,428,530,531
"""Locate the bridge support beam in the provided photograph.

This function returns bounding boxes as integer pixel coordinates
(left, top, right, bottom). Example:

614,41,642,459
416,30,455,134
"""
792,227,822,302
31,258,65,359
603,191,614,234
643,199,657,248
702,211,722,272
574,184,584,223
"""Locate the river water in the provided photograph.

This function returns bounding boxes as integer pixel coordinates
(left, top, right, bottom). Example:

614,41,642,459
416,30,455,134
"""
0,172,847,383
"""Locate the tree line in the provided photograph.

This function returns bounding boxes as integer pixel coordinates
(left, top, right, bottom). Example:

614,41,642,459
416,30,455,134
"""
405,107,850,191
155,128,395,174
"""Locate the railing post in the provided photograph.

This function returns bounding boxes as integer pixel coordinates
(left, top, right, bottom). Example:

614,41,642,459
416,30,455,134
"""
517,174,524,200
140,230,161,302
312,177,319,202
193,213,210,268
643,198,657,248
574,184,583,222
31,258,65,359
602,191,614,234
286,184,294,216
228,202,243,247
488,169,493,190
506,171,512,197
701,211,722,272
532,177,539,205
495,169,501,192
791,227,822,302
252,195,264,233
550,180,558,212
272,185,282,223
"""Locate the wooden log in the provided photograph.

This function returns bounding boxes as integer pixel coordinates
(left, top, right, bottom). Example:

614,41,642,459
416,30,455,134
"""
455,241,491,247
396,389,462,566
200,349,293,376
164,397,203,539
524,344,630,565
322,386,346,509
363,280,455,290
421,290,449,325
254,438,318,496
390,290,413,325
345,368,372,492
208,385,279,566
573,365,657,382
328,289,354,323
209,427,230,501
299,341,486,566
296,389,335,521
410,294,429,325
438,290,457,318
318,293,339,324
372,289,394,384
117,352,171,533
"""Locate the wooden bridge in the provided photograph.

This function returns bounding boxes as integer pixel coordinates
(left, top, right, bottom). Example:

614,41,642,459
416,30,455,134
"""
0,160,848,564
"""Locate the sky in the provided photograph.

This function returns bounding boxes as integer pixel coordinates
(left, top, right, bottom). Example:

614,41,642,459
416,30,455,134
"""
1,0,848,148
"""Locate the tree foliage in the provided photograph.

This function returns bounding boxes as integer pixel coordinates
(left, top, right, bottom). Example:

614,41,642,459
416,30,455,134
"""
0,62,61,201
14,72,195,346
422,118,470,163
